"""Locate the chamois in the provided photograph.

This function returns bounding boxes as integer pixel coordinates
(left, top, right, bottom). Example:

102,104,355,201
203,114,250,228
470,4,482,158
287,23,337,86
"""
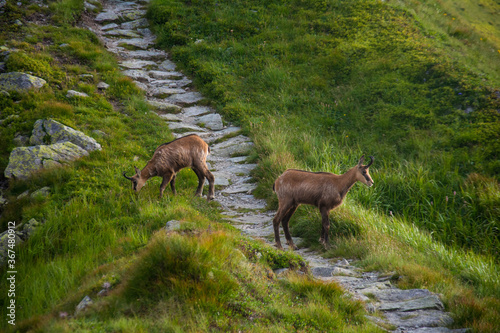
123,134,215,200
272,155,374,250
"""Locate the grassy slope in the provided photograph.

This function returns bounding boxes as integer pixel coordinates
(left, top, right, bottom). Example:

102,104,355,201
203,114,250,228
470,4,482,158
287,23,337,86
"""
145,0,500,331
0,1,378,332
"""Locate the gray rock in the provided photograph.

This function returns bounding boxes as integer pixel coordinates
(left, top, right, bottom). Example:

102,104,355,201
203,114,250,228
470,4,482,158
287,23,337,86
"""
0,0,6,9
212,171,231,186
59,43,70,48
167,122,207,133
22,218,41,236
378,295,444,312
182,106,212,117
84,1,97,11
66,90,89,98
13,134,29,147
95,11,119,23
158,59,176,71
75,296,92,315
104,29,140,38
158,114,181,122
117,38,155,50
30,119,101,152
119,59,156,69
79,74,93,79
120,49,166,60
97,82,110,90
122,69,150,81
31,187,50,198
148,70,183,80
121,18,148,30
196,113,223,130
4,142,89,179
92,129,107,137
311,267,335,278
373,289,433,302
133,80,148,91
331,266,358,277
14,19,22,26
221,183,256,194
166,92,203,106
383,310,453,328
147,100,182,112
151,87,186,97
164,220,181,231
101,23,119,31
211,135,253,157
0,194,7,207
0,72,46,92
17,190,29,199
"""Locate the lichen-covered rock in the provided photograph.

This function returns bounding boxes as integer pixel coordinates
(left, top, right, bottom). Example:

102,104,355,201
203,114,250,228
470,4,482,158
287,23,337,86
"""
30,119,102,152
22,218,41,236
31,186,50,199
4,142,89,179
0,72,46,92
66,90,89,98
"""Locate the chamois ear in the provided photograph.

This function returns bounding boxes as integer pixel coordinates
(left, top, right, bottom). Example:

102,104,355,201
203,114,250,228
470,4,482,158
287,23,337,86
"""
358,155,365,166
134,166,141,177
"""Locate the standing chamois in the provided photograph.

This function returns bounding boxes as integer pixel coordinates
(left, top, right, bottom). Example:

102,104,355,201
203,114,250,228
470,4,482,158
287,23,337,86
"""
272,155,374,250
123,134,215,200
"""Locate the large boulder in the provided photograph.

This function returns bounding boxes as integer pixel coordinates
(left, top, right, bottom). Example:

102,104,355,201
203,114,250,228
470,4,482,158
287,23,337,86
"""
30,119,101,152
4,142,88,179
0,72,46,92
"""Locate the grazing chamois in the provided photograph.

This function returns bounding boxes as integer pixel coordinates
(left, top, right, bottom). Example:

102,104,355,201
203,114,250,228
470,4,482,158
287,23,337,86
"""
272,155,374,250
123,134,215,200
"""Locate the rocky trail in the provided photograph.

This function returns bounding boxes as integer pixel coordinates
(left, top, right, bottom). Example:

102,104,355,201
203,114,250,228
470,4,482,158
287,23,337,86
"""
87,1,468,331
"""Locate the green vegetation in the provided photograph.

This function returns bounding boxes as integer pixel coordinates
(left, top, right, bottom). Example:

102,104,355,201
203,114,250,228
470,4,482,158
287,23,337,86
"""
145,0,500,331
0,1,379,332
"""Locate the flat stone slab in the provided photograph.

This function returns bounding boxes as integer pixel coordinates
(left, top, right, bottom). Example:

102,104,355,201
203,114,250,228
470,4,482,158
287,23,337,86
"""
121,69,150,81
149,70,183,80
120,60,156,69
312,267,336,278
196,113,224,130
150,78,192,88
121,18,148,29
212,171,231,186
166,92,204,105
117,38,155,50
167,122,207,133
66,90,89,98
121,49,166,60
151,87,186,97
211,135,253,157
383,310,453,329
101,23,119,30
133,81,148,91
147,100,182,112
378,295,444,312
158,114,181,122
104,29,140,38
372,289,434,302
95,11,119,23
182,106,212,117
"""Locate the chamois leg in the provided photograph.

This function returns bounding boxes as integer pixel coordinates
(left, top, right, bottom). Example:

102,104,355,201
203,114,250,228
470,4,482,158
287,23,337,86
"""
192,168,205,197
169,174,177,195
204,169,215,201
319,206,331,248
282,204,299,250
159,172,174,198
273,201,295,250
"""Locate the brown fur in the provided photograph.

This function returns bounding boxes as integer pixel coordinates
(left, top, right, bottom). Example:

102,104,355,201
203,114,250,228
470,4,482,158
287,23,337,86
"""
123,134,215,200
272,156,374,249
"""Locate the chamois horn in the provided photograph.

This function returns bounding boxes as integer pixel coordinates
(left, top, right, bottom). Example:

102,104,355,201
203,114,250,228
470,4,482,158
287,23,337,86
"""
123,171,133,180
366,156,374,168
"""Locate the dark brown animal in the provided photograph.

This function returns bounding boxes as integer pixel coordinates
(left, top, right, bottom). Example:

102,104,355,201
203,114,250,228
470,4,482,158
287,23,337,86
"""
123,134,215,200
272,155,374,250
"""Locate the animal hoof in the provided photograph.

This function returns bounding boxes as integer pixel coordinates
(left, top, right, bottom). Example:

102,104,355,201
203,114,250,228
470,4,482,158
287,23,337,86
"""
274,243,284,250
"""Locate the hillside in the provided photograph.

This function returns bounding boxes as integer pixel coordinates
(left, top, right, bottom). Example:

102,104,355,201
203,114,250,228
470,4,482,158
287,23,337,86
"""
0,0,499,332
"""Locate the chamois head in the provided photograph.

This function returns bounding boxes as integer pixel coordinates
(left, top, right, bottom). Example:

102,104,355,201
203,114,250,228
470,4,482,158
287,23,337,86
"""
355,155,374,187
123,166,147,193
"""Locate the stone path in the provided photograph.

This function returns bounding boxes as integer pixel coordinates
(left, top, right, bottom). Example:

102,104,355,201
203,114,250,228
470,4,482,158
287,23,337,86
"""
87,1,468,332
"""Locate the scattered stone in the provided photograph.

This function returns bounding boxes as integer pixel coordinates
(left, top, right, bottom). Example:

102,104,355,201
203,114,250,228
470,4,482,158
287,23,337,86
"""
31,187,50,199
4,142,89,179
0,194,7,207
167,122,207,133
59,43,70,48
311,267,335,278
66,90,89,98
84,1,97,11
164,220,181,231
92,129,107,137
97,81,110,90
22,218,41,236
79,74,93,79
30,119,102,152
75,296,93,315
133,80,148,91
331,266,359,277
17,190,29,199
0,72,46,92
196,113,224,130
117,38,155,50
14,19,22,26
122,69,150,81
104,29,141,38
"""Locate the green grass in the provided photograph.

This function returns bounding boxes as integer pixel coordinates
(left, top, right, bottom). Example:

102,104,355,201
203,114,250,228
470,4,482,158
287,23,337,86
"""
145,0,500,331
0,1,380,332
